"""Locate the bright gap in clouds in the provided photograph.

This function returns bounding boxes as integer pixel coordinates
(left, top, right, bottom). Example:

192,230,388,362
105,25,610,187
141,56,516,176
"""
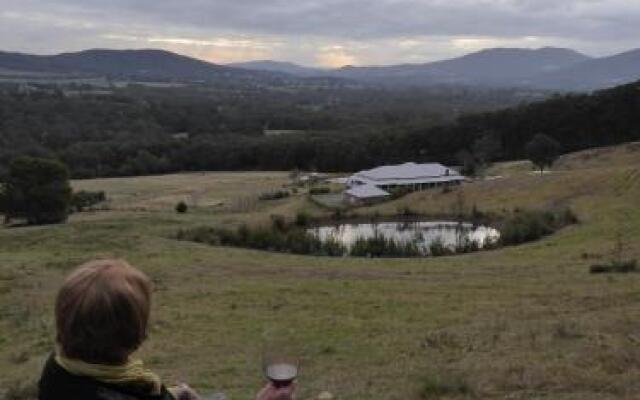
96,32,564,67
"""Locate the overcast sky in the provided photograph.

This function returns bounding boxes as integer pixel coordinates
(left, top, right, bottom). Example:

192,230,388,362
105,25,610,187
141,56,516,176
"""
0,0,638,67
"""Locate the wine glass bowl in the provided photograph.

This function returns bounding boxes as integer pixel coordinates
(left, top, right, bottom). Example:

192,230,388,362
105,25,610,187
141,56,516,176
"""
262,348,299,389
265,362,298,388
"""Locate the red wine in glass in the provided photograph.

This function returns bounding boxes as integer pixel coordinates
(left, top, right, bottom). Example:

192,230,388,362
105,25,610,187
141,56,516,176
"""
265,361,297,388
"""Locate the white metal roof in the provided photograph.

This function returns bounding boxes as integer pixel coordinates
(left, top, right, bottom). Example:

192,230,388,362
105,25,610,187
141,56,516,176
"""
355,162,462,182
351,176,465,187
345,185,391,199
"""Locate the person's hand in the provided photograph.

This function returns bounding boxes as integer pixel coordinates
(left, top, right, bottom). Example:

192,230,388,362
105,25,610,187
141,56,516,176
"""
171,383,201,400
255,382,295,400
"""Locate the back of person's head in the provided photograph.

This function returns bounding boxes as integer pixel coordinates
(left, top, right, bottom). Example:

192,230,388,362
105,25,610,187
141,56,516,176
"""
55,259,152,365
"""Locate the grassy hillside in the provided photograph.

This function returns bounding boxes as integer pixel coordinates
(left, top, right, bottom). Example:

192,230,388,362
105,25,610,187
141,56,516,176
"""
1,144,639,399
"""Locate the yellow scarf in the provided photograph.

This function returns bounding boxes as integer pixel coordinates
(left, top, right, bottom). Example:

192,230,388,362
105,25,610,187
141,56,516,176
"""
55,352,163,396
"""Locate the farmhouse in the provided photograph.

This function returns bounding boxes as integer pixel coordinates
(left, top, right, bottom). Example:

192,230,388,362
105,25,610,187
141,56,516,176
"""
344,162,464,203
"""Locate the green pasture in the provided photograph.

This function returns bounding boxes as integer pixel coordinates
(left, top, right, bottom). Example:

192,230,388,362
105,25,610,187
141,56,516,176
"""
1,144,639,399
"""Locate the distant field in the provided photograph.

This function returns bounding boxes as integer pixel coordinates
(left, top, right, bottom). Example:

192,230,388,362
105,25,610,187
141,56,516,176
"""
1,144,639,399
73,172,292,210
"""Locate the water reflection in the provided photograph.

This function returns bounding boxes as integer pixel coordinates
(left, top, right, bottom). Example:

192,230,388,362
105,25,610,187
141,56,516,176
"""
309,221,500,255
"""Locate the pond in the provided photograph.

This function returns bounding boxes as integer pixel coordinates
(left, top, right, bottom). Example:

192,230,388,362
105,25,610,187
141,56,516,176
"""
308,221,500,256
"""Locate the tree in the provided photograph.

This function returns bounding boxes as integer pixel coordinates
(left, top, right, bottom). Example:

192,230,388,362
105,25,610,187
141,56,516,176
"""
175,201,188,213
473,131,502,170
525,134,561,175
4,156,72,225
455,149,477,176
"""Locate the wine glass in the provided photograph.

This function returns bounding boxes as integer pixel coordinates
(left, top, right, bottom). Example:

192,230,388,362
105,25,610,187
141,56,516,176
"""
262,347,299,388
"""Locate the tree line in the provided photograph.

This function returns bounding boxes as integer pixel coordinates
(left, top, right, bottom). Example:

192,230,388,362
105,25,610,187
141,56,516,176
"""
0,81,638,179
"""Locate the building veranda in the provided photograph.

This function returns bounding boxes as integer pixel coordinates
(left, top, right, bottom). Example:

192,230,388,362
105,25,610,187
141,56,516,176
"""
343,162,465,205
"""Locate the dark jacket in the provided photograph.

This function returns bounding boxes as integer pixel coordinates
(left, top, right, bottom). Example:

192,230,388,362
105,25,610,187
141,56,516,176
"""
38,355,175,400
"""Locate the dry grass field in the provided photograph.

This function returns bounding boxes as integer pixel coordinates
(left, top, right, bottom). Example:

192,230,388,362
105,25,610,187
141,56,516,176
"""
74,172,292,210
1,143,639,400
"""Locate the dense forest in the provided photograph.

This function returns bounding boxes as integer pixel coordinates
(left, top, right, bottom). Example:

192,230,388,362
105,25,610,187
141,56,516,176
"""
0,80,638,178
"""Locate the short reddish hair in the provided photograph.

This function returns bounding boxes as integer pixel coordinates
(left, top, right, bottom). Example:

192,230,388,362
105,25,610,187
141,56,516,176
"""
55,260,152,364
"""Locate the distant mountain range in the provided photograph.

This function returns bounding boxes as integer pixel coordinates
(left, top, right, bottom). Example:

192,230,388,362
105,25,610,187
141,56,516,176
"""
332,47,591,87
231,47,640,91
526,48,640,90
1,47,639,91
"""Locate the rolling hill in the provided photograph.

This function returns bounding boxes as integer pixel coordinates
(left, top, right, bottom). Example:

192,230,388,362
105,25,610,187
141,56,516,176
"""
332,47,591,87
0,49,303,86
530,48,640,90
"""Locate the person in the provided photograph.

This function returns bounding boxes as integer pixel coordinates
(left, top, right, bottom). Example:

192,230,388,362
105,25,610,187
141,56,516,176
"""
38,259,295,400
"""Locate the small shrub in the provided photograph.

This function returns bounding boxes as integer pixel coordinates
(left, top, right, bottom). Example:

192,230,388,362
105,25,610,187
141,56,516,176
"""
175,201,188,213
369,211,381,222
176,226,218,244
559,208,579,224
309,187,330,195
499,208,576,246
398,205,417,217
429,237,451,257
332,209,345,220
295,211,311,227
71,190,106,212
420,374,471,400
178,223,331,256
470,204,484,224
321,237,348,256
320,345,337,355
482,236,501,250
590,259,637,274
270,214,288,232
350,234,422,258
456,237,480,253
259,190,290,201
553,320,584,340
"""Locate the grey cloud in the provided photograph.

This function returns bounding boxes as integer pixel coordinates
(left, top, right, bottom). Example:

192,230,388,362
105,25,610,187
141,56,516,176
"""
10,0,640,40
1,0,639,65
